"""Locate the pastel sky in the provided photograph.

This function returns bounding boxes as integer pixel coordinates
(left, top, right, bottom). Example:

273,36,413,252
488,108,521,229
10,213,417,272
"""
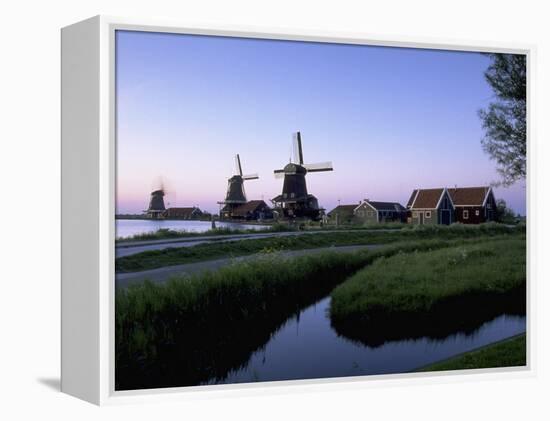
116,30,526,215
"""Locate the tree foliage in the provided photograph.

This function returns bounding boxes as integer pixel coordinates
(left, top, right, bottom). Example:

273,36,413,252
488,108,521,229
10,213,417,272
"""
479,54,527,186
495,199,517,224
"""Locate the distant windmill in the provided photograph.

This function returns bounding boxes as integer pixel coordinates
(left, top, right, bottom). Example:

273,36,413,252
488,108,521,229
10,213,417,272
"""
272,131,333,220
218,154,259,218
145,176,175,219
146,189,166,219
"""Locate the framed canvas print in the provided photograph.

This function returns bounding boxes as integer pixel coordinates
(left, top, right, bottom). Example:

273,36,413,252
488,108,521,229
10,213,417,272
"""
61,16,533,405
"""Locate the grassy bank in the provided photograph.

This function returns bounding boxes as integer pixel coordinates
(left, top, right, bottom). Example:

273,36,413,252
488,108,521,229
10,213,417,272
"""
116,251,367,389
418,334,526,372
116,223,291,242
330,236,526,345
116,238,465,390
115,221,407,242
116,223,522,273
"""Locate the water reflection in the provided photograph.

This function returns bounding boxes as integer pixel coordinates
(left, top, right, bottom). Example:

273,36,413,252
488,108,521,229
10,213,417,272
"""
213,297,525,384
116,288,525,390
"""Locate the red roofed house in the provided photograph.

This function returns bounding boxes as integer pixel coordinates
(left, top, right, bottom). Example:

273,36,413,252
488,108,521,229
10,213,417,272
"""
407,188,455,225
449,186,496,224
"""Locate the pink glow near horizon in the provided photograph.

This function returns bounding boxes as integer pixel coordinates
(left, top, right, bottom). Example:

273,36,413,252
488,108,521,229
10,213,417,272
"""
115,31,526,215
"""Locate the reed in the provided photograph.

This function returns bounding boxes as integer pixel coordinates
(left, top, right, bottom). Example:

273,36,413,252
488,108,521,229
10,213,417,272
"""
115,237,467,389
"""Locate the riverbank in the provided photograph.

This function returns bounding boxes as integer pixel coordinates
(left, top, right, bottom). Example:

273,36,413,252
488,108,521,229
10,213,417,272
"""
115,238,464,389
116,223,523,273
116,220,520,242
417,334,526,372
330,236,526,345
115,234,526,389
115,220,409,242
116,220,275,241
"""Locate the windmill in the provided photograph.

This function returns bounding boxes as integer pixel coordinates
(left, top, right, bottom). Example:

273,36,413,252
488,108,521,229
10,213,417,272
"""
272,131,333,220
146,189,166,219
145,177,175,219
218,154,259,219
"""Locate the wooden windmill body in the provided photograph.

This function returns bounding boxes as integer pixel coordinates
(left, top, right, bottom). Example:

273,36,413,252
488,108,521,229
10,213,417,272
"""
218,154,259,219
272,132,333,220
146,189,166,219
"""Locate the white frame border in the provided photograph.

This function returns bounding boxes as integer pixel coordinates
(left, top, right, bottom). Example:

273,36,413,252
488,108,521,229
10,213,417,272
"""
88,15,536,405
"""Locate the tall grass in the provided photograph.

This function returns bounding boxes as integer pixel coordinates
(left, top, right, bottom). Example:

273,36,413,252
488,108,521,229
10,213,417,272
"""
330,236,526,345
115,237,469,390
116,223,524,272
116,251,364,389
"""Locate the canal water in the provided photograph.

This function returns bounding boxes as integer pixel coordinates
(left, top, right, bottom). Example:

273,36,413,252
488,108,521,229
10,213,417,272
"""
208,296,526,385
116,218,269,239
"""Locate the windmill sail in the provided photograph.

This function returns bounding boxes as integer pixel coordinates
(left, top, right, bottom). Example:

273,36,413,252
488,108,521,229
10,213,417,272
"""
222,154,259,205
293,132,304,165
235,154,243,176
274,169,285,179
242,173,259,180
304,162,333,172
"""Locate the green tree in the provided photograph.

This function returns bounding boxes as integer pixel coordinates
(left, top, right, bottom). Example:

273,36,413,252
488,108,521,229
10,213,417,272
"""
479,53,526,186
495,199,517,224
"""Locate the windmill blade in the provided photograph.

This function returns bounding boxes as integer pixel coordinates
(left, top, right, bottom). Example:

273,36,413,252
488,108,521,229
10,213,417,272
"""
235,154,243,176
304,162,333,172
274,169,285,179
292,132,304,165
242,173,259,180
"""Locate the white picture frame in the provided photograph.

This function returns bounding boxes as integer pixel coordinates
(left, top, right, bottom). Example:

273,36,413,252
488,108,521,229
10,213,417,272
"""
61,15,535,405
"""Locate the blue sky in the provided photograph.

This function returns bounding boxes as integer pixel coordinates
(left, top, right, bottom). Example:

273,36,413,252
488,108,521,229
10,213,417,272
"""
116,30,526,215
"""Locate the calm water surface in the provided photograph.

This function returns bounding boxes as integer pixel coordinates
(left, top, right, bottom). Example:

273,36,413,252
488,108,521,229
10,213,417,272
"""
208,296,526,385
116,219,268,238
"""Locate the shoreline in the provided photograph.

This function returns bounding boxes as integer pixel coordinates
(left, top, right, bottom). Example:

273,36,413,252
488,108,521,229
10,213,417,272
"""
115,215,274,225
414,333,527,372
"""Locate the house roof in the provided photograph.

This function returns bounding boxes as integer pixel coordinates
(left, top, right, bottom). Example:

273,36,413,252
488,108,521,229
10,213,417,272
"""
449,186,491,206
327,205,358,215
231,200,269,216
406,190,418,208
409,188,445,209
165,207,201,216
365,200,406,212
